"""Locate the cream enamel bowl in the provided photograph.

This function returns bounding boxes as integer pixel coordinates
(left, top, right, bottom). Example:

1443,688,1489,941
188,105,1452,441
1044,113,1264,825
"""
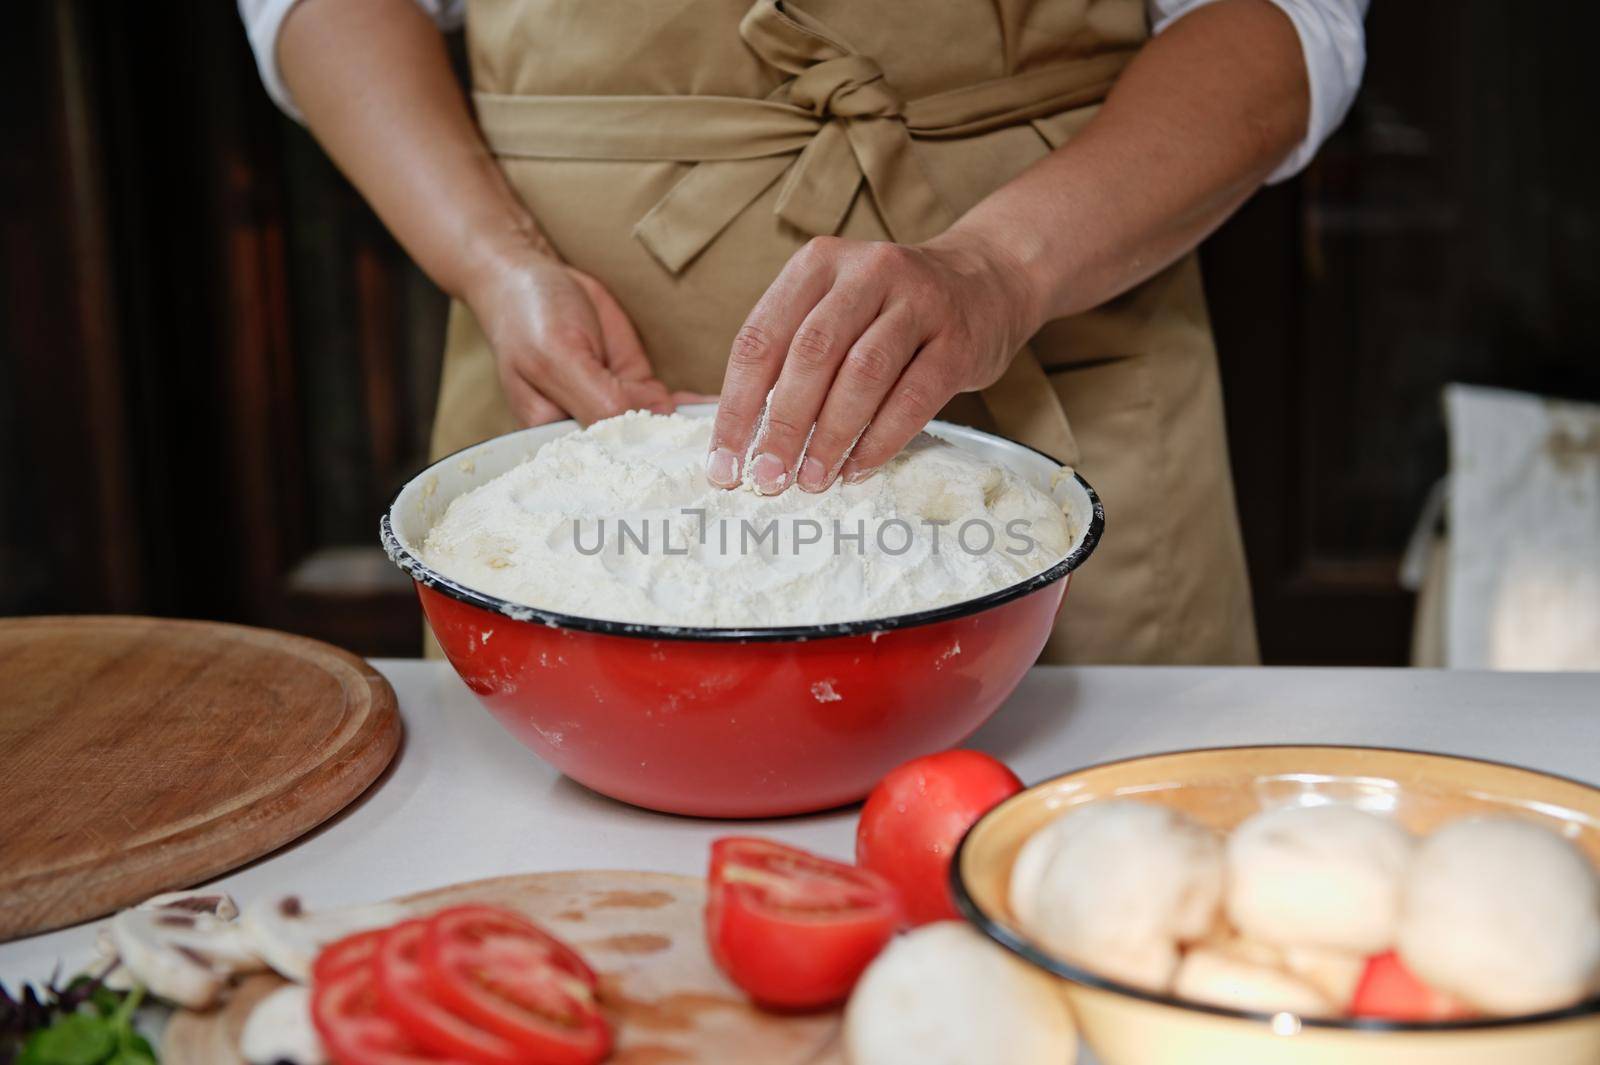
952,746,1600,1065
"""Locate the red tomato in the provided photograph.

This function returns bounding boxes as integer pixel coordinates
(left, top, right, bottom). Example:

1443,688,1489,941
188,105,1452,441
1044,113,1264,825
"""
705,837,902,1010
314,928,388,985
375,920,527,1065
1350,952,1477,1022
311,958,467,1065
421,906,611,1065
855,750,1022,924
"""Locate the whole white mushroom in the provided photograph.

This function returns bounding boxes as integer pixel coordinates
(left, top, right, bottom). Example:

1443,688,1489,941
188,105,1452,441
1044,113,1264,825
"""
1008,800,1223,992
844,922,1075,1065
1398,817,1600,1016
1226,804,1414,954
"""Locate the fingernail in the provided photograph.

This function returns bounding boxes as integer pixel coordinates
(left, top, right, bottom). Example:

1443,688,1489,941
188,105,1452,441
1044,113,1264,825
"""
842,464,877,485
706,447,740,487
751,453,788,495
797,457,828,493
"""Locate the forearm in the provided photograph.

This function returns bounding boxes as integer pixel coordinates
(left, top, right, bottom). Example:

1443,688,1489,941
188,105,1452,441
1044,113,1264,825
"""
940,0,1309,324
277,0,543,300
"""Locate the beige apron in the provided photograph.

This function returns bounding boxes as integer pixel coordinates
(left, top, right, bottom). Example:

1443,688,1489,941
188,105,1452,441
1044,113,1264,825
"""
432,0,1259,665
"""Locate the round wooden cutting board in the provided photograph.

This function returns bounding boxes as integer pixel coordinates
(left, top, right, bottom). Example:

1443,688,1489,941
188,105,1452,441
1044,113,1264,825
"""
165,871,847,1065
0,616,400,941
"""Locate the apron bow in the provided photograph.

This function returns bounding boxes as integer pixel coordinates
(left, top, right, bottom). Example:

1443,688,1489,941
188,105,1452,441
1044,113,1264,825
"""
473,0,1133,275
789,55,900,120
735,1,950,254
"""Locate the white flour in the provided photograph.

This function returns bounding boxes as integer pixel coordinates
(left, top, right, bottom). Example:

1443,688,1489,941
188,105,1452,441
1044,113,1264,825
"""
420,412,1074,627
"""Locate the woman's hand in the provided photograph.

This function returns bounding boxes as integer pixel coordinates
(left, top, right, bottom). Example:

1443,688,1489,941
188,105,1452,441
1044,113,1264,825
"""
279,0,707,429
466,249,697,426
701,0,1311,493
705,232,1041,493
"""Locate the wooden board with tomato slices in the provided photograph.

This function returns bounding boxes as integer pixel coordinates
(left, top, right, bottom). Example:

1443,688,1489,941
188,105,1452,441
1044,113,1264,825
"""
163,751,1024,1065
164,870,850,1065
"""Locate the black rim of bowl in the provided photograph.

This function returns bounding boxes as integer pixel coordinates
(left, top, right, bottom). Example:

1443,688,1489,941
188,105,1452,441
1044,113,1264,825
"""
949,743,1600,1033
380,424,1104,643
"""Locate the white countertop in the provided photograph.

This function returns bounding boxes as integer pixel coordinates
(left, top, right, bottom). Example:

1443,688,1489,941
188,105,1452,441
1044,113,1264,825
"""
3,662,1597,1002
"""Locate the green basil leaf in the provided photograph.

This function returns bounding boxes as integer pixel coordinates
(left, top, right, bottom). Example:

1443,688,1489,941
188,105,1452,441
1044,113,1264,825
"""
22,1014,115,1065
87,989,121,1020
103,1049,156,1065
14,1038,48,1065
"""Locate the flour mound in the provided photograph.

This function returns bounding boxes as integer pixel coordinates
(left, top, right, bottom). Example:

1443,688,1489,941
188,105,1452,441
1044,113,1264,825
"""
420,412,1074,627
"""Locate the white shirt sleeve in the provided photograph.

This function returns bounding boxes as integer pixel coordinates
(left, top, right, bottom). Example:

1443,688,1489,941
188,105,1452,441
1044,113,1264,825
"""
1148,0,1368,183
239,0,1359,173
238,0,466,121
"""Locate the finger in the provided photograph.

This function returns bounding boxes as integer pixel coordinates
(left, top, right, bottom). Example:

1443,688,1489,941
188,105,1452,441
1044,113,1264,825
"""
515,348,665,422
564,269,673,416
498,361,568,426
570,269,656,384
839,343,959,484
531,326,644,426
795,304,922,492
707,238,837,487
626,377,676,415
748,283,885,494
591,316,676,414
672,390,720,406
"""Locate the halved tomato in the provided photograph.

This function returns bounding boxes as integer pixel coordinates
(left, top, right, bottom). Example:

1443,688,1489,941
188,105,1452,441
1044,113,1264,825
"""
1350,951,1476,1022
374,920,527,1065
311,958,467,1065
706,837,902,1010
421,905,611,1065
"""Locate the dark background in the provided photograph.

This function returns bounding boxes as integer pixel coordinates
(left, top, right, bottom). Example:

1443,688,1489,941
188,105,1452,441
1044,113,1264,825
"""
3,2,1598,662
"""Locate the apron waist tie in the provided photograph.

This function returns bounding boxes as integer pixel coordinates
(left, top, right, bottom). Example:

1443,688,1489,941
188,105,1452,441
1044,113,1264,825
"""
472,0,1132,466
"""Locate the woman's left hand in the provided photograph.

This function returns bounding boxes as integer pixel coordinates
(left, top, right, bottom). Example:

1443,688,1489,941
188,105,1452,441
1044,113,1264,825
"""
705,232,1042,494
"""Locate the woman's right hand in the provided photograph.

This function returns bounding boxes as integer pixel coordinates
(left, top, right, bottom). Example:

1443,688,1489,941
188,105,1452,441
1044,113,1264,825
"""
466,249,691,426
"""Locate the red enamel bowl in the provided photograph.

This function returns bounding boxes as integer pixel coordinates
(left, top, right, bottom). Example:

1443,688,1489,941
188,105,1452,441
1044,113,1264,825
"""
382,408,1102,818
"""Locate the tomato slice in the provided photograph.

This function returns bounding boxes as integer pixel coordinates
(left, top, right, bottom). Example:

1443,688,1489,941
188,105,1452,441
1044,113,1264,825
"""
1350,951,1477,1022
315,928,389,985
706,837,902,1010
311,959,467,1065
855,750,1023,925
375,920,528,1065
420,906,611,1065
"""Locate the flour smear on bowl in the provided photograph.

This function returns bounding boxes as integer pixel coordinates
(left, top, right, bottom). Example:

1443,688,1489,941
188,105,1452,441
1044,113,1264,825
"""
420,411,1076,627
